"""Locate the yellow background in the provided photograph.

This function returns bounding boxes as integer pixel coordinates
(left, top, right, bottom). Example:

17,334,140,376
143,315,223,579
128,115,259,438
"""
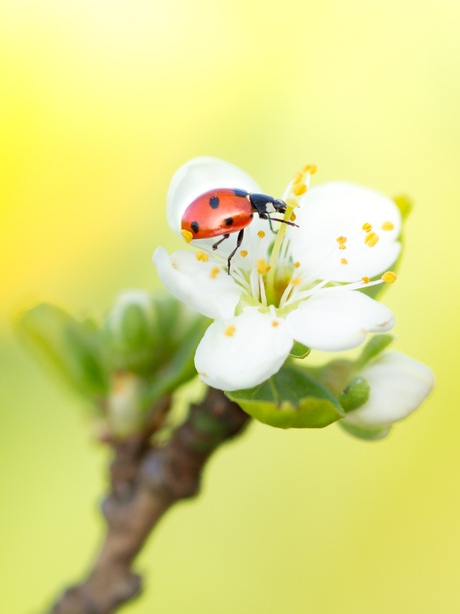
1,0,458,612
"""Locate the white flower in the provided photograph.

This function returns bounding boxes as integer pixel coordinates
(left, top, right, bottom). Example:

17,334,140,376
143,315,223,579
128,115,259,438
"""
343,351,434,432
153,157,402,391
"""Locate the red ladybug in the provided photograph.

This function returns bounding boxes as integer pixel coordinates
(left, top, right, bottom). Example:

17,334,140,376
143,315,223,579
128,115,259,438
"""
181,188,297,273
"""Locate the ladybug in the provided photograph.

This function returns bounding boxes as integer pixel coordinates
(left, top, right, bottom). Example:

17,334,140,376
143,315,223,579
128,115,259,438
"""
180,188,298,273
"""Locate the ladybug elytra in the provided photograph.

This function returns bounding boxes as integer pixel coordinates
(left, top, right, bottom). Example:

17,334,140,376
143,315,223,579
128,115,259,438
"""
180,188,298,273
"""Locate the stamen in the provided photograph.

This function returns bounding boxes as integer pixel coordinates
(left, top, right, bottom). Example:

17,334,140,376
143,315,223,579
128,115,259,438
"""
240,250,248,257
293,182,307,196
382,271,397,283
294,262,300,268
366,234,379,247
362,276,370,284
362,223,372,232
291,277,301,286
224,325,236,337
381,221,394,231
210,267,220,279
257,231,265,239
195,251,209,262
338,244,347,250
257,259,270,275
341,258,348,264
336,236,347,244
272,321,279,327
290,212,297,222
292,171,303,184
181,229,193,243
259,274,268,306
302,164,317,175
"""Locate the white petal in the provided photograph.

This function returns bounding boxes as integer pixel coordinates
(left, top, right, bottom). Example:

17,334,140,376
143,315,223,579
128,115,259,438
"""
152,247,242,320
194,307,293,391
289,182,402,282
285,291,394,352
344,351,434,427
167,156,261,235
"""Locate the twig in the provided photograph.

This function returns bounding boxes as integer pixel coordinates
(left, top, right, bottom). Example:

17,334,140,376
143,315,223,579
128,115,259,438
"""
46,388,250,614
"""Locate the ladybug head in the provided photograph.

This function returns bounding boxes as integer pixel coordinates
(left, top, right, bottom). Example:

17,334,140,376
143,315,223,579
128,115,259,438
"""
272,199,287,214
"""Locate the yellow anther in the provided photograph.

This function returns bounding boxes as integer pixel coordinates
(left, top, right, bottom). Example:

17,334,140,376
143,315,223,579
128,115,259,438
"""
180,229,193,243
291,277,301,286
341,258,348,265
290,212,296,222
382,271,397,283
362,276,370,284
293,182,307,196
294,262,300,268
381,221,394,231
302,163,318,175
362,223,372,232
293,171,303,184
210,267,220,279
272,321,279,327
338,244,347,250
240,250,248,257
285,197,299,209
257,231,265,239
336,236,347,244
257,259,270,274
195,251,209,262
366,234,380,247
364,231,376,244
224,325,236,337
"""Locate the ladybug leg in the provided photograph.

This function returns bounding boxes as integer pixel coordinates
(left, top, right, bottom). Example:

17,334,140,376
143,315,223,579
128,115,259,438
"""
227,229,244,275
212,233,230,250
266,214,279,235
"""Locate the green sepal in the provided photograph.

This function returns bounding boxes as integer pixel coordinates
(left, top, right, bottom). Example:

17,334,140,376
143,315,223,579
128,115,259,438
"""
18,303,109,399
355,334,394,370
340,377,370,412
290,341,311,359
339,421,391,441
226,364,345,429
393,194,413,221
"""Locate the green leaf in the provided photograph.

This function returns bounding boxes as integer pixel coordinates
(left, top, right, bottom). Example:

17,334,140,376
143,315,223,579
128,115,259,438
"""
290,341,311,359
142,314,209,407
226,364,345,429
340,377,370,412
339,421,391,441
18,303,109,399
355,334,394,370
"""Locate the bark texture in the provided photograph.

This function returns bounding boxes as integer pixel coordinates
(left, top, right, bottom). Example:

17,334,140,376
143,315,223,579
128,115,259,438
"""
47,388,249,614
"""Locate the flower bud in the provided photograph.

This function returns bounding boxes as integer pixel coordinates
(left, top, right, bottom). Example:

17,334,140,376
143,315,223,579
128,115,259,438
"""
105,290,159,373
342,351,434,435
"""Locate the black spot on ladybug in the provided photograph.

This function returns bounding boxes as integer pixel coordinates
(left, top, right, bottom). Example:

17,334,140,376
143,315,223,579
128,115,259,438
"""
209,196,219,209
250,213,253,219
225,217,233,226
234,188,249,198
191,221,199,233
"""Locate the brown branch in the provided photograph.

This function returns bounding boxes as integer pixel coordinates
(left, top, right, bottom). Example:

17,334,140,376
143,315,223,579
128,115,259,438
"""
46,388,250,614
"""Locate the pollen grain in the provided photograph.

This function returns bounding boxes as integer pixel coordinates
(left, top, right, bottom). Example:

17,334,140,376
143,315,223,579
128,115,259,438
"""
341,258,348,264
210,267,220,279
195,251,209,262
257,231,266,239
240,250,248,257
362,223,372,232
362,276,370,284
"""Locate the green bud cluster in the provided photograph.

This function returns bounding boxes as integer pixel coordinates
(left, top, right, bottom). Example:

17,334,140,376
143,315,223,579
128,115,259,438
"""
18,292,209,439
